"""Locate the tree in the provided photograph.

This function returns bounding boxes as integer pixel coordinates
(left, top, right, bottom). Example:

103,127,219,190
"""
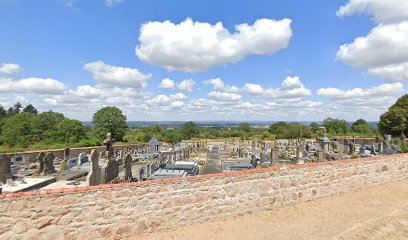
238,122,251,133
22,104,38,114
322,118,348,135
0,105,6,119
180,121,199,139
92,106,127,141
1,113,36,147
54,119,87,144
268,122,288,139
163,130,183,147
378,94,408,136
30,111,65,142
309,122,320,133
351,119,371,134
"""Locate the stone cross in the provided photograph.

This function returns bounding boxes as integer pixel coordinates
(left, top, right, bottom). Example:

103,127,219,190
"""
103,132,114,160
124,153,132,180
86,150,99,186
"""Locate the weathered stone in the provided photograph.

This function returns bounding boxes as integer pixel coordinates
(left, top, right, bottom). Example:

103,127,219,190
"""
86,149,99,186
0,154,12,184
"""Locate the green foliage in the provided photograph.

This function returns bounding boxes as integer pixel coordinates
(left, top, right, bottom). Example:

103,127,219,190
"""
351,119,371,134
60,160,68,171
22,104,38,114
323,118,348,135
54,119,87,144
0,102,93,150
238,122,251,133
400,143,408,153
180,121,199,139
92,106,127,141
163,130,183,145
309,122,320,133
378,94,408,136
268,122,312,139
1,112,36,147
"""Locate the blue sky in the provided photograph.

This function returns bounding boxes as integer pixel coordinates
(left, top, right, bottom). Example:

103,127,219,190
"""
0,0,407,121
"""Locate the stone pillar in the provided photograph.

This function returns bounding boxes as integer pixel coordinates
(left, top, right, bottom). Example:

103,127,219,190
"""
0,154,12,184
124,153,132,180
86,150,99,186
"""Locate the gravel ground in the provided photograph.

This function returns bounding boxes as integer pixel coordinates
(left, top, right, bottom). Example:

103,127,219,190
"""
135,179,408,240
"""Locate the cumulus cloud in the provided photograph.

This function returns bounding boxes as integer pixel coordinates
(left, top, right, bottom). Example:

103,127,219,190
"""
177,79,195,92
367,62,408,82
147,93,187,108
0,78,67,95
136,18,293,72
337,0,408,24
0,63,21,75
83,60,152,88
242,76,311,99
208,91,242,102
336,22,408,69
317,83,404,100
159,78,175,89
204,78,239,92
337,1,408,82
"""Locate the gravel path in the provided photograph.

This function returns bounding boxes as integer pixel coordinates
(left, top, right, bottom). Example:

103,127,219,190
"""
136,179,408,240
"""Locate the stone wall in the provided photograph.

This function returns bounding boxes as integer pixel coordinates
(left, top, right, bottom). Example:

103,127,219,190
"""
5,144,144,163
0,154,407,239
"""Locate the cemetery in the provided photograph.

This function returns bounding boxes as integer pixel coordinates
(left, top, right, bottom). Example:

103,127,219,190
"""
0,128,406,194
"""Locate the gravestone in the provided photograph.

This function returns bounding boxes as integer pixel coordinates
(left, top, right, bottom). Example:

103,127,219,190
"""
101,160,119,184
86,150,99,186
0,154,12,184
78,152,88,166
359,146,366,155
124,153,132,180
63,147,70,160
42,152,56,175
35,152,45,175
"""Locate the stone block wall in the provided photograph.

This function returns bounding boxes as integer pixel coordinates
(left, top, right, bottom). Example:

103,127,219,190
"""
0,154,407,239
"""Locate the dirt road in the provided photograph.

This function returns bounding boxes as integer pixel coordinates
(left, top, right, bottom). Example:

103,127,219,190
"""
136,179,408,240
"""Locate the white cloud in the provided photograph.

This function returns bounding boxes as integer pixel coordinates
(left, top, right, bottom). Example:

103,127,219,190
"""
208,91,242,102
336,22,408,70
83,60,152,88
337,2,408,82
105,0,125,7
337,0,408,24
159,78,175,89
242,76,311,99
204,78,239,92
136,18,293,72
0,63,21,75
147,93,187,108
177,79,196,92
367,62,408,82
0,78,67,95
317,83,404,100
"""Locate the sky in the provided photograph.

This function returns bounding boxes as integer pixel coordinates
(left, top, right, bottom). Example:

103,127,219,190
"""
0,0,407,121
